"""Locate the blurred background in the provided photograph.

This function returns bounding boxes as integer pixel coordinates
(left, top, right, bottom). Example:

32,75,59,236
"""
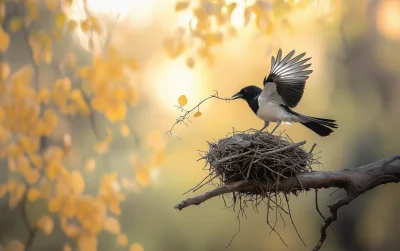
1,0,400,251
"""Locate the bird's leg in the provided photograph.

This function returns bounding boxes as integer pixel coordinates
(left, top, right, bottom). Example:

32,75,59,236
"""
270,120,281,135
254,121,270,136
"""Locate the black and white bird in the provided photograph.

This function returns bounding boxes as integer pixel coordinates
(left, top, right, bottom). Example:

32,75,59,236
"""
231,49,338,137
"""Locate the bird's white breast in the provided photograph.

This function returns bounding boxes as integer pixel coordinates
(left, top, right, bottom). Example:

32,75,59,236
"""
256,97,299,123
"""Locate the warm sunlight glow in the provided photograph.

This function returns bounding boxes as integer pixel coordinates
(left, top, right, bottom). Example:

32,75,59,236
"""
145,60,207,111
65,0,155,53
376,0,400,40
67,0,155,26
87,0,155,26
230,1,247,28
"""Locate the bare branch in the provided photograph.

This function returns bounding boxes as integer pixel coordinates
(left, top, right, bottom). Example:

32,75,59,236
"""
21,197,37,251
174,155,400,251
166,90,232,136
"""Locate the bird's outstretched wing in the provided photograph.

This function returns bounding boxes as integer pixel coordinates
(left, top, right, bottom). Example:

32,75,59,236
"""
263,49,312,108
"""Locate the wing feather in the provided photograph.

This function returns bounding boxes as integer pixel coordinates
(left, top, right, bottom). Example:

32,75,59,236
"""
263,49,313,108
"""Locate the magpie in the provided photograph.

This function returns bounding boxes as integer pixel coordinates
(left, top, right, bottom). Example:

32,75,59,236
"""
231,49,338,137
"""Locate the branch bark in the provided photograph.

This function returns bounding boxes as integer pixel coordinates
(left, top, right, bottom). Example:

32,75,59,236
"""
174,155,400,251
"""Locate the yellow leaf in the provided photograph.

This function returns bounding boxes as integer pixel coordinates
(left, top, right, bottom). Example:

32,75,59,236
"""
0,184,8,199
186,57,195,69
36,88,51,104
89,16,102,34
71,171,85,195
46,0,58,12
48,198,61,213
63,133,72,153
37,215,54,235
0,107,5,124
103,217,120,234
27,188,41,202
178,95,187,106
23,166,40,185
62,196,77,218
64,224,80,239
105,102,126,122
153,150,165,165
43,108,58,129
30,154,43,169
6,240,24,251
78,233,97,251
85,159,96,172
52,27,62,41
126,58,139,71
94,141,108,154
26,1,39,21
9,17,23,33
120,124,130,137
70,89,83,101
136,167,149,187
108,199,122,215
130,243,144,251
63,244,72,251
0,62,10,80
0,28,10,52
0,1,5,22
7,179,17,192
116,234,128,247
80,19,91,33
44,146,64,163
39,179,52,198
67,20,78,32
163,38,185,58
46,160,61,180
8,158,16,172
194,111,202,117
175,1,190,11
43,46,53,65
64,0,74,8
55,12,67,28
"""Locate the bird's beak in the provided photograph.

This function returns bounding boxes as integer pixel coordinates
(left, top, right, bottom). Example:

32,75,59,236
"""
231,92,243,100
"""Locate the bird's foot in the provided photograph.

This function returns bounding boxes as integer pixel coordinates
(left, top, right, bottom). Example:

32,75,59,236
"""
254,129,267,137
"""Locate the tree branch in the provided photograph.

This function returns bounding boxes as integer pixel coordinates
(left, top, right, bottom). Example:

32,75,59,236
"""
21,197,37,251
174,155,400,250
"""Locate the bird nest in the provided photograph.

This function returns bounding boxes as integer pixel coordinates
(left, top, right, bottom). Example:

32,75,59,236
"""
181,130,319,247
194,129,317,198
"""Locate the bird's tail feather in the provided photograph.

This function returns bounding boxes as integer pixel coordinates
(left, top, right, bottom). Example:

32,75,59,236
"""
278,104,338,136
300,121,334,137
300,116,338,137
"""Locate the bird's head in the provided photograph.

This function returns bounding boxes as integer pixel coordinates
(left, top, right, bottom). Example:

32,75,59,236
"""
231,85,262,102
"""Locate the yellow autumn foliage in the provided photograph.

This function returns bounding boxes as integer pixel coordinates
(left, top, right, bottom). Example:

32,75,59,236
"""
0,0,164,250
37,215,54,235
6,240,24,251
0,26,10,52
130,243,145,251
27,188,41,202
103,217,121,234
116,233,128,247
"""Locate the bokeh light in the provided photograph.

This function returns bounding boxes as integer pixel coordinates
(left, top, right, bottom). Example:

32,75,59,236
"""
376,0,400,40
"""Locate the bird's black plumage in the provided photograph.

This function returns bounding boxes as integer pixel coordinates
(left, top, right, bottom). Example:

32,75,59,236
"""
231,85,261,114
264,49,312,108
280,104,338,136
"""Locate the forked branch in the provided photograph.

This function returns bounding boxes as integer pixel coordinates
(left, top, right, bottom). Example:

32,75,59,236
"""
166,90,232,137
174,155,400,251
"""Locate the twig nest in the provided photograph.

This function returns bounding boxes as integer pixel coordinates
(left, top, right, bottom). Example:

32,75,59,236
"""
205,130,314,191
